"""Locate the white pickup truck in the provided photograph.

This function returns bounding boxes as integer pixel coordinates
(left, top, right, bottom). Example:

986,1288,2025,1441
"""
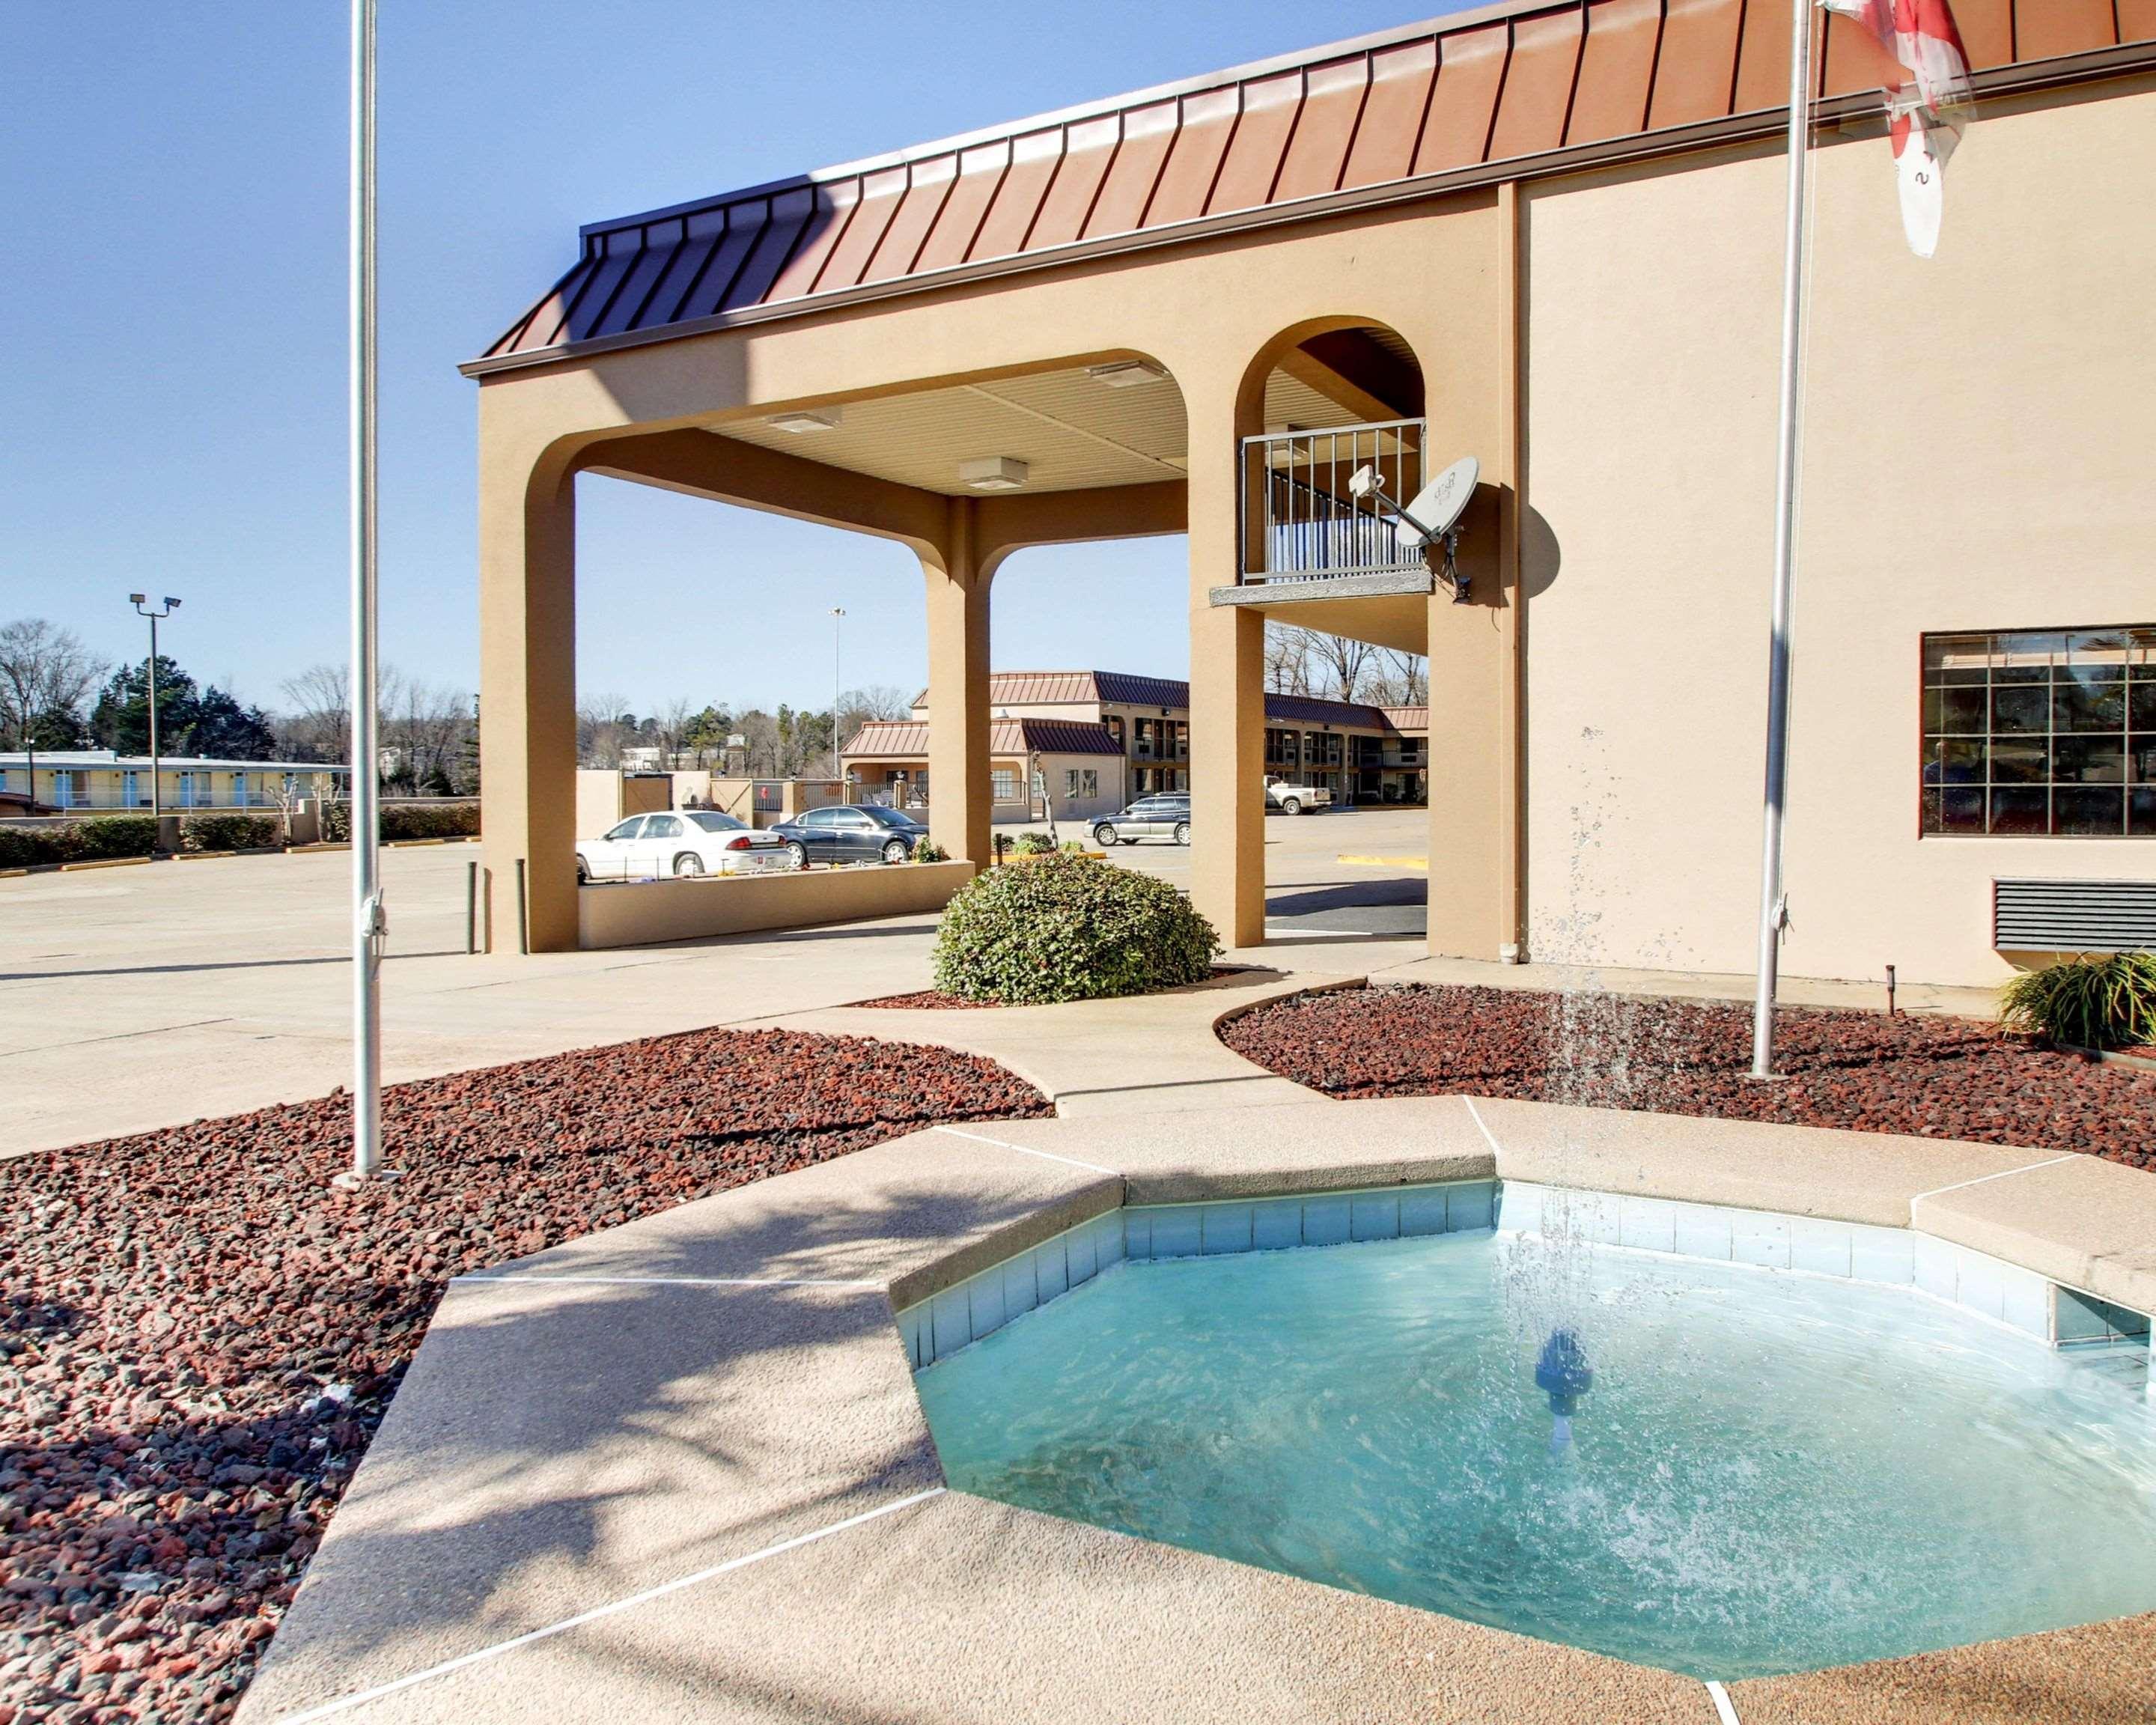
1264,776,1333,815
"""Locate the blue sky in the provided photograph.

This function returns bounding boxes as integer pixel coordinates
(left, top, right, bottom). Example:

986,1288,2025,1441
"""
0,2,1459,718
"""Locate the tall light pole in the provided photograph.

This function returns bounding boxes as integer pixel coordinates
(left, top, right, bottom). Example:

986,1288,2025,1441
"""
338,0,390,1187
831,606,845,804
129,595,180,847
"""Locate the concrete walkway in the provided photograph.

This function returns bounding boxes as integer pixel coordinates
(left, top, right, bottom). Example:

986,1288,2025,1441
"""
237,1098,2156,1725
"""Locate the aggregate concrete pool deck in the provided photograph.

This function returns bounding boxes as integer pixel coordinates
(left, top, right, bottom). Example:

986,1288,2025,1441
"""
237,1098,2156,1725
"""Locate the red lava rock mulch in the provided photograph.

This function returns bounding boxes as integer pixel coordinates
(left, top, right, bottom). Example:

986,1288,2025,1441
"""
1220,984,2156,1170
855,965,1262,1010
0,1027,1047,1725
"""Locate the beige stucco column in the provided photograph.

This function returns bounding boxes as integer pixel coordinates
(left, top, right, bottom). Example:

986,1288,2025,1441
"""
477,440,579,952
1422,487,1520,961
1184,382,1265,949
924,497,991,865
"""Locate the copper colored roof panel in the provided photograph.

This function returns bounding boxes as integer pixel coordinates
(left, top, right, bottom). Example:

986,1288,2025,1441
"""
481,0,2156,367
1647,0,1745,131
1340,39,1438,189
1273,55,1372,202
1567,0,1663,145
2019,0,2121,60
1488,6,1584,160
1414,22,1511,174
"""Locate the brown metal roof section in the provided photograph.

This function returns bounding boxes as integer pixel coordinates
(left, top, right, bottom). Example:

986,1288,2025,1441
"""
846,718,1124,758
478,0,2156,368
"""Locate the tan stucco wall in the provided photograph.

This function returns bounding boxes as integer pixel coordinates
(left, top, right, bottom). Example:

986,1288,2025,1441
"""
576,859,974,949
1521,82,2156,988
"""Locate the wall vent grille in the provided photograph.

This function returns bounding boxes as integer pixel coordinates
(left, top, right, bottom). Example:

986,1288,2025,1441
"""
1994,878,2156,952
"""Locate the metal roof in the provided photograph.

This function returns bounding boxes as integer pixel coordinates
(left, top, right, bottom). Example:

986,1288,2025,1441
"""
844,717,1127,759
905,669,1419,732
474,0,2153,372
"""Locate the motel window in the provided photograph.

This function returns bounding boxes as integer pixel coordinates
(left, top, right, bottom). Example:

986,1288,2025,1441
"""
1065,769,1098,799
1106,716,1124,749
1922,628,2156,837
992,769,1018,801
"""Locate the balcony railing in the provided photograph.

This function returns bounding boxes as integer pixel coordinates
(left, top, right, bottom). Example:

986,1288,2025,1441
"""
1239,419,1427,585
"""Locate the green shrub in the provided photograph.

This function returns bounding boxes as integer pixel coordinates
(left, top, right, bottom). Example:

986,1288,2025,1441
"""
911,838,949,863
1059,839,1088,854
180,812,282,853
933,852,1219,1005
317,801,478,843
1010,830,1056,856
75,816,159,859
2000,952,2156,1051
382,800,479,840
0,824,85,868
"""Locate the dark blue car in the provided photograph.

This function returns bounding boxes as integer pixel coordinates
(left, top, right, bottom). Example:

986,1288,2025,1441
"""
768,803,928,866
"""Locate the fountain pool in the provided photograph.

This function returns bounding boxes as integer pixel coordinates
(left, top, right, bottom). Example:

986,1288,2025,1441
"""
913,1214,2156,1680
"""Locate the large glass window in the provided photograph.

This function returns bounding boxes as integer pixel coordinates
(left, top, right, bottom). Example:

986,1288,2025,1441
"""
991,768,1018,800
1922,627,2156,837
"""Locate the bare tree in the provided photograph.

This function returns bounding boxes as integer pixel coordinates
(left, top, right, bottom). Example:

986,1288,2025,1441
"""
0,618,105,747
1364,649,1429,707
842,683,913,722
577,691,633,768
648,696,695,770
275,663,353,763
1264,624,1314,696
386,681,475,793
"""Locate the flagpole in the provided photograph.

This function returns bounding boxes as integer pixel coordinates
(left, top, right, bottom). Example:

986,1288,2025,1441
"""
341,0,389,1184
1750,0,1817,1080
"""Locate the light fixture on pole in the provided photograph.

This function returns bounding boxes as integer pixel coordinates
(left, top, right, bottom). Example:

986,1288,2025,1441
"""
1348,456,1479,602
831,606,845,804
129,594,180,848
336,0,392,1188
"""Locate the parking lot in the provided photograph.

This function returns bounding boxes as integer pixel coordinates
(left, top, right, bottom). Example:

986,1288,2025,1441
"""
0,809,1425,1157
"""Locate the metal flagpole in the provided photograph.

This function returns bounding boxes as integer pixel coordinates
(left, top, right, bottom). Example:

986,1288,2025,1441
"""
1750,0,1818,1080
341,0,389,1184
832,606,845,803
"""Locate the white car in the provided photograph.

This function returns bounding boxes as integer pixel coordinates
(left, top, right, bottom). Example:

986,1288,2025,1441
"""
576,810,794,882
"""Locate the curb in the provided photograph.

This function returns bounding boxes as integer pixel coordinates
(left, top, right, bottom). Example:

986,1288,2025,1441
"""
2062,1042,2156,1075
58,856,153,872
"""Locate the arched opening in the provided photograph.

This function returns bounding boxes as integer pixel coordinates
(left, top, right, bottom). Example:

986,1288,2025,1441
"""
1228,320,1434,942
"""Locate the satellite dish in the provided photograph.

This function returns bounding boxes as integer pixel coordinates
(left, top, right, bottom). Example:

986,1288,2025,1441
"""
1395,455,1479,551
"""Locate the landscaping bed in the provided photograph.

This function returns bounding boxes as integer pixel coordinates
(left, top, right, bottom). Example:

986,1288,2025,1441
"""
1220,985,2156,1169
0,1028,1047,1725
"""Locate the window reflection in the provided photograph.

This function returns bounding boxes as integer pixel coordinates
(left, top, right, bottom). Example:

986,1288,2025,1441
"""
1922,627,2155,837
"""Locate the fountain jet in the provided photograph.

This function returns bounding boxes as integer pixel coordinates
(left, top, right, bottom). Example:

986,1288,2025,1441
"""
1535,1328,1595,1453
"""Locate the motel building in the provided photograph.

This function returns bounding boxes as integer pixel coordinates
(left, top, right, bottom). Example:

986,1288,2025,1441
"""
839,669,1431,823
467,2,2155,985
0,751,347,815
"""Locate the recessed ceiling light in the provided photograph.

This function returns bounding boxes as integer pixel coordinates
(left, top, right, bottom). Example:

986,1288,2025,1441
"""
1085,359,1169,388
960,456,1029,491
767,408,840,433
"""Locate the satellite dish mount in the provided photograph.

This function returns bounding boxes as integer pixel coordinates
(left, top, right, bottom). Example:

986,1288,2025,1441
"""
1348,455,1479,603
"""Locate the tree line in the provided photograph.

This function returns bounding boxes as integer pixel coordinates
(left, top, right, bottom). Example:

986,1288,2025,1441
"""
1263,624,1428,707
575,684,914,778
0,616,478,796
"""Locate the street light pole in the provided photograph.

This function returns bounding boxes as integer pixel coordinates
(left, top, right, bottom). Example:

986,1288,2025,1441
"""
831,606,845,805
129,595,180,848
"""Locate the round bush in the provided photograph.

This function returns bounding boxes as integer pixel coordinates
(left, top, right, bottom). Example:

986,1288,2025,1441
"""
932,853,1220,1005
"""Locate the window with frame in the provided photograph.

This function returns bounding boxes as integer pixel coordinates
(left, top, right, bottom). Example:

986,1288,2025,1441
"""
1922,627,2156,837
991,769,1018,801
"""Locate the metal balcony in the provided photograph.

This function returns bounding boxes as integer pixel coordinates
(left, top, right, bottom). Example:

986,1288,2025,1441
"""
1216,419,1431,604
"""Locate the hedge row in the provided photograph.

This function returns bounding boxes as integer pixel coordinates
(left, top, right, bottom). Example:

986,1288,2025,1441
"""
320,801,480,842
180,813,284,853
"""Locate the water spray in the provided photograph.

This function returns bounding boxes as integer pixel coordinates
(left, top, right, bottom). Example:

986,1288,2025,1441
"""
1535,1328,1594,1454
